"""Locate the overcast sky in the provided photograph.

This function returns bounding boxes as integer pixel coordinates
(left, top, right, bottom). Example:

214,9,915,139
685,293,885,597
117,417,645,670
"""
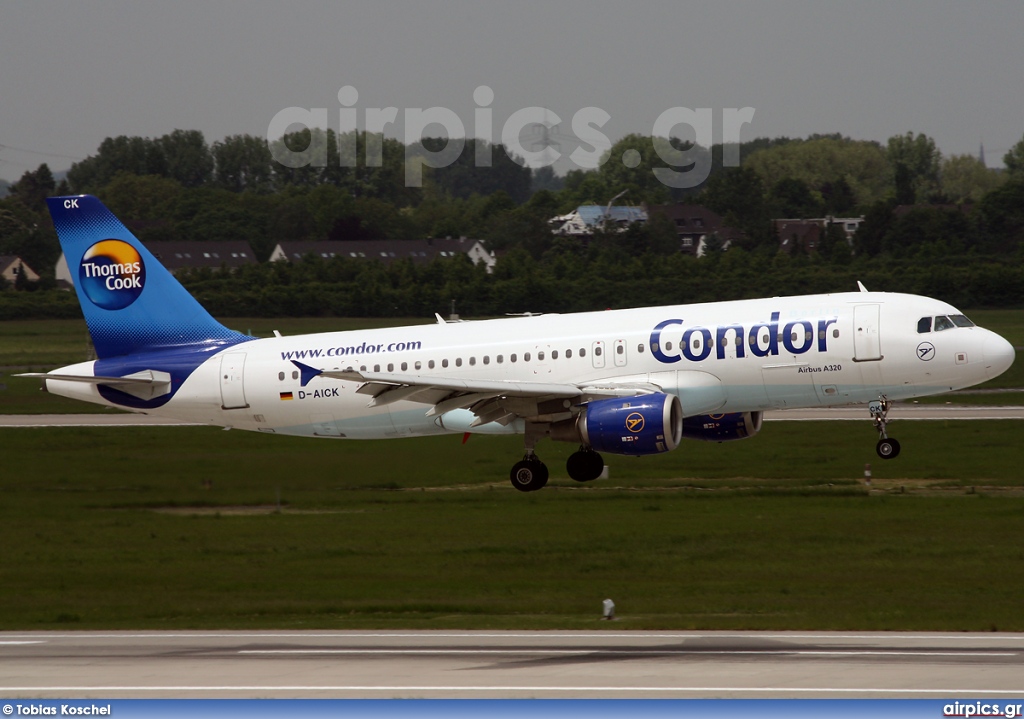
1,0,1022,180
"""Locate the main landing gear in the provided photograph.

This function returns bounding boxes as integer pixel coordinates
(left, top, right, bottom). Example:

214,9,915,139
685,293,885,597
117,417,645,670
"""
510,452,548,492
509,447,605,492
566,447,604,483
508,424,606,491
869,397,901,459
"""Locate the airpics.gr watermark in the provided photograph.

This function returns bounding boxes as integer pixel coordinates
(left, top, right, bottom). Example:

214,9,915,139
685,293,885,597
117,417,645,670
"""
265,85,755,188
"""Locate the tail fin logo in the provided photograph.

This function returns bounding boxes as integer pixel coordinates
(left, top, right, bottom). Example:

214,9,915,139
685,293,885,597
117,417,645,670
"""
79,240,147,310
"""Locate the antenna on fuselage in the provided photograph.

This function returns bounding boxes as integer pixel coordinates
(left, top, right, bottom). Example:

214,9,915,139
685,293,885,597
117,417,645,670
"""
857,281,869,293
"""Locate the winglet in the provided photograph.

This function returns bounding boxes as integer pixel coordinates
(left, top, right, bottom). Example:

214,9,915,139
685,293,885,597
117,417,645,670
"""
290,360,323,387
857,281,869,293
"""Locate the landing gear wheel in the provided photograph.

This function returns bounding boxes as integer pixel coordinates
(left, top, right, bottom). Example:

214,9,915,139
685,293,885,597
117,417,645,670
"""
869,397,900,460
566,448,604,482
510,457,549,492
876,437,901,459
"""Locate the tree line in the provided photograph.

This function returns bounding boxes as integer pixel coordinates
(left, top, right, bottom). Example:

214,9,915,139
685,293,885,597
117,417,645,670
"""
1,126,1023,317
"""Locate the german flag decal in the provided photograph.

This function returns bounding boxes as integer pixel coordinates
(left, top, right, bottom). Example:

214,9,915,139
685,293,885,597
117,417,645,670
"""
280,391,294,401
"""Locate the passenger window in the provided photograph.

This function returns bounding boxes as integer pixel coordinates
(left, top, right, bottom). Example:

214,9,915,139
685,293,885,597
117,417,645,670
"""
360,365,366,372
580,348,586,357
278,372,285,381
664,342,672,351
414,361,421,370
524,352,531,362
483,356,490,365
456,358,463,367
387,363,394,372
595,346,603,356
442,359,448,368
510,354,517,363
469,357,476,366
636,344,644,353
374,364,380,372
497,355,503,364
566,349,573,358
917,317,932,333
832,329,839,338
617,344,625,354
551,350,558,359
538,351,545,361
934,316,956,331
292,370,299,379
401,362,408,371
428,360,435,369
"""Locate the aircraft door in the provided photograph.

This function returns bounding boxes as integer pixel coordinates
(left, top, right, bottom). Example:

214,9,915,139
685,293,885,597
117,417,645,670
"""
592,341,606,369
853,304,883,361
219,352,249,409
613,339,627,367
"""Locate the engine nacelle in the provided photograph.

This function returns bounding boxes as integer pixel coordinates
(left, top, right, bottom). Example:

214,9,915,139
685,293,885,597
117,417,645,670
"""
682,411,763,442
552,393,683,456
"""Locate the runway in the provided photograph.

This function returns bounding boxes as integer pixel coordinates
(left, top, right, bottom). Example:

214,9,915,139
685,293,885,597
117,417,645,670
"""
2,631,1024,698
1,405,1023,427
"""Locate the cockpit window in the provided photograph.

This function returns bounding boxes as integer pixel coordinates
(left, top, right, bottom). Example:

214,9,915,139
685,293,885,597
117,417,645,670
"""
950,314,975,328
933,315,956,331
917,317,931,333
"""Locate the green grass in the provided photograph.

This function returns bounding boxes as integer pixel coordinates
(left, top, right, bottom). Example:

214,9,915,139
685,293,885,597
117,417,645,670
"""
1,421,1023,631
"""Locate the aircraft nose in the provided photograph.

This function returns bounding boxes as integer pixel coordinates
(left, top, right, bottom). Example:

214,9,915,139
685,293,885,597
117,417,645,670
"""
983,332,1016,380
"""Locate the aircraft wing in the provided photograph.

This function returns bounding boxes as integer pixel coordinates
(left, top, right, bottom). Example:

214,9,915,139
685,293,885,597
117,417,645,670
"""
290,360,660,427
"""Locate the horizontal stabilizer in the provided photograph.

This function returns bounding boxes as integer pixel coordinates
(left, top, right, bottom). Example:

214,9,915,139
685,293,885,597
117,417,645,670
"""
16,369,173,401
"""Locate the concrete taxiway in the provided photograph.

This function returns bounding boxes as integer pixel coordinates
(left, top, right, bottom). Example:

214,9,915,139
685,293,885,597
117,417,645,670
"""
2,631,1024,699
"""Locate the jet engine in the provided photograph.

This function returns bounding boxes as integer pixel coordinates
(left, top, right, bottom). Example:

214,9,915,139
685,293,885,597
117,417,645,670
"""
681,411,763,442
551,393,683,456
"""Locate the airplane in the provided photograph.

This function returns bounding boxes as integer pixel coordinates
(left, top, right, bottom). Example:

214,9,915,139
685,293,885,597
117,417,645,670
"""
20,195,1016,491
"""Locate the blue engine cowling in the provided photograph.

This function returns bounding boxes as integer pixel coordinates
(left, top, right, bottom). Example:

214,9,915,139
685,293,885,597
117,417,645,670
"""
682,411,763,442
578,393,683,456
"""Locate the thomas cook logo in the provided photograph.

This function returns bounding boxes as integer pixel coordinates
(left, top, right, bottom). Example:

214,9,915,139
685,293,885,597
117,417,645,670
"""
625,412,645,433
916,342,936,361
79,240,146,310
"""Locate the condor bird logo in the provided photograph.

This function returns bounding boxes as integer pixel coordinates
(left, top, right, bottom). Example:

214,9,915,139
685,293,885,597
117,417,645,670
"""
916,342,936,361
625,412,645,433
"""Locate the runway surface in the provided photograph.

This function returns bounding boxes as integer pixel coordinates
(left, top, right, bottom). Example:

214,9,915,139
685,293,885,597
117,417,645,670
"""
1,405,1023,427
2,630,1024,698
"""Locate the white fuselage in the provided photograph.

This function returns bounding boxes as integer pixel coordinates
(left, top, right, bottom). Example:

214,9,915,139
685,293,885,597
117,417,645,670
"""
45,291,1015,440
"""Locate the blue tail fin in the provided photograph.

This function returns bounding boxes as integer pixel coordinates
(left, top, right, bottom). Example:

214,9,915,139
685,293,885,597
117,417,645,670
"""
47,195,249,359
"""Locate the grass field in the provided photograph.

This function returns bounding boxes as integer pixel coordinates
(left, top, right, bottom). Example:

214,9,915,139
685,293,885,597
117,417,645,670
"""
1,421,1023,631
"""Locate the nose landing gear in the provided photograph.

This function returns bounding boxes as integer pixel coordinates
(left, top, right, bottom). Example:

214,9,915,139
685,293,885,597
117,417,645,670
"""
870,397,901,459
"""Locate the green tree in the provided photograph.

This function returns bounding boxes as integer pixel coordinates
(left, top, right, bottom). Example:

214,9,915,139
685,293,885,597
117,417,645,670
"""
1003,134,1024,178
745,136,891,208
886,132,942,203
768,177,823,218
212,134,274,192
158,129,214,187
8,163,56,208
940,154,1005,203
